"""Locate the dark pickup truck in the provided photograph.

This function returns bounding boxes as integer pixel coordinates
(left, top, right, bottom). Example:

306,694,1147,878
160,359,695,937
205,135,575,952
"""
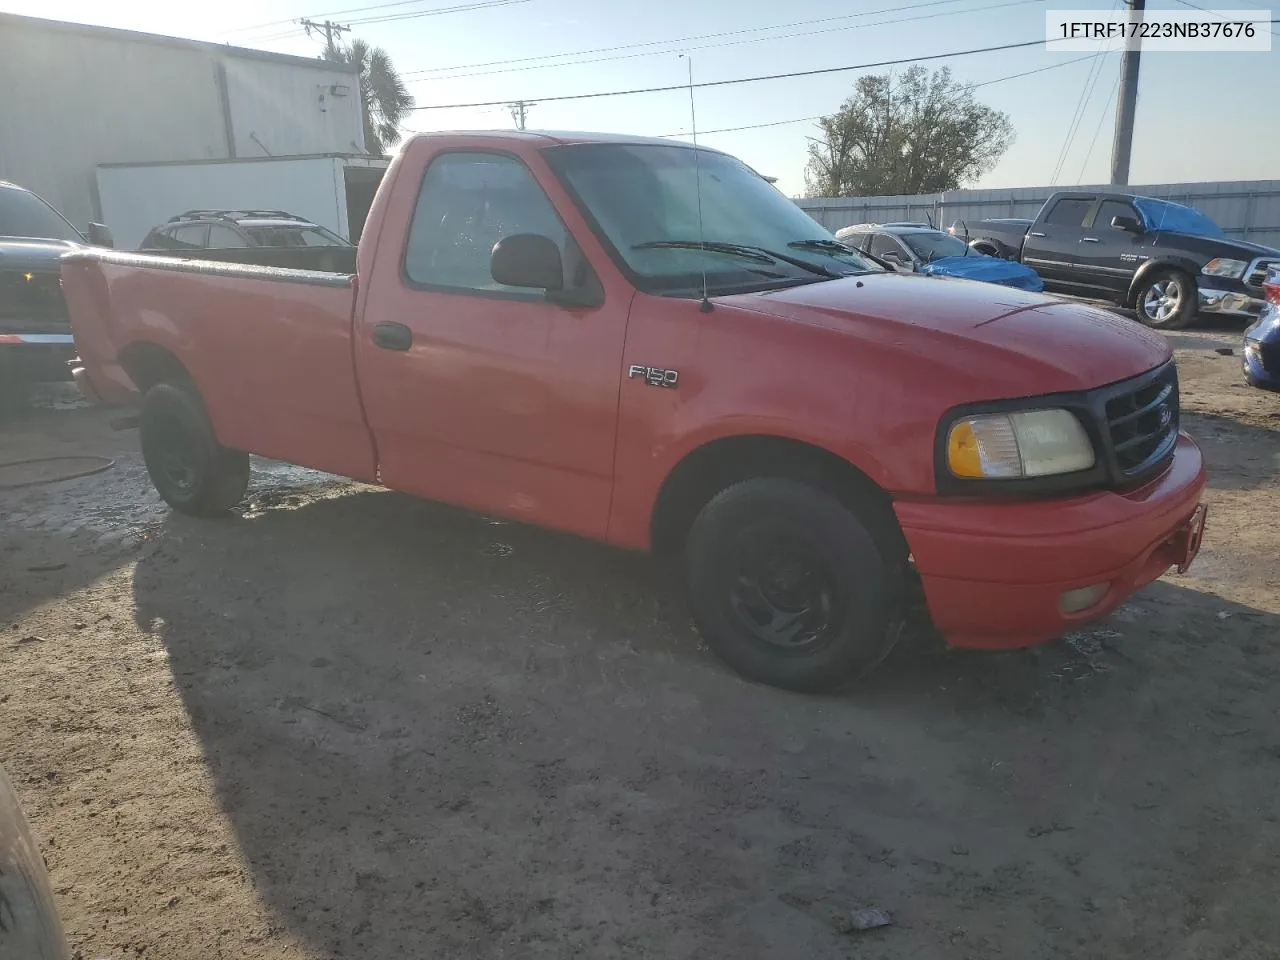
951,191,1280,329
0,180,113,409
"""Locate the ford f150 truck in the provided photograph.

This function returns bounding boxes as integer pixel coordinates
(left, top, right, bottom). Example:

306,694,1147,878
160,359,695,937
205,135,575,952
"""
61,132,1209,693
951,191,1279,330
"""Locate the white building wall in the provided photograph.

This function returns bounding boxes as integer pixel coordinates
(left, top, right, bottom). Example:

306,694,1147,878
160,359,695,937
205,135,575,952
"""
0,13,362,233
98,158,352,251
0,19,226,231
222,57,365,159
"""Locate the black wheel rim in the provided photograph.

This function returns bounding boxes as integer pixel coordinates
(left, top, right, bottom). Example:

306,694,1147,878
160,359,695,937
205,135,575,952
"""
149,411,200,493
726,525,844,655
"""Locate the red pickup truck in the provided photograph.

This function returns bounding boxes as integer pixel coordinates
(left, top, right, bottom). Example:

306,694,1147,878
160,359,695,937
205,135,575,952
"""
61,132,1208,692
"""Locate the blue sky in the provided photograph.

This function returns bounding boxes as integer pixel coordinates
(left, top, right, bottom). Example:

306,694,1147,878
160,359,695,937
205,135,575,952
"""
5,0,1276,195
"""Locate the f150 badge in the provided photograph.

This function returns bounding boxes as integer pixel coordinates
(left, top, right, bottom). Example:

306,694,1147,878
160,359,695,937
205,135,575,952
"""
628,364,679,388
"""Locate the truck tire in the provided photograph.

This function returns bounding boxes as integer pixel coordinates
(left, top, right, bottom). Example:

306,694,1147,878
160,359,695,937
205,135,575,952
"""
684,478,900,693
0,766,71,959
140,382,249,516
1134,269,1197,329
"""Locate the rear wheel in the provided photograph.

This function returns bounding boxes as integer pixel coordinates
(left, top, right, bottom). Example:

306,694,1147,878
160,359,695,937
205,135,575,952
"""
1134,269,1197,329
140,382,249,516
684,478,901,693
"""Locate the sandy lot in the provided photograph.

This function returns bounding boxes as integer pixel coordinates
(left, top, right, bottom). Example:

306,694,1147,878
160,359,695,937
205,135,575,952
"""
2,329,1278,959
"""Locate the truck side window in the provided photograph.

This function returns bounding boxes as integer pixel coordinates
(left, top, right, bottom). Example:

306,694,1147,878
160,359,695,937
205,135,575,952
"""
404,152,583,295
1094,199,1139,230
1043,198,1094,227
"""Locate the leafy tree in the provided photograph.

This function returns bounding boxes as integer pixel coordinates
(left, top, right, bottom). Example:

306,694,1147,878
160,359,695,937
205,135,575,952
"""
324,39,415,155
804,66,1013,198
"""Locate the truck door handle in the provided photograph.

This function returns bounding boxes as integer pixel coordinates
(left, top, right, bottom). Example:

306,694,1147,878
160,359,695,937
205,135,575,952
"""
1029,231,1047,238
1082,237,1100,243
372,322,412,351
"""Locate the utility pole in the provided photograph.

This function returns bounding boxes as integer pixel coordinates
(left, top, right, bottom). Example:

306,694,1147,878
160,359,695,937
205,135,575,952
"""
508,101,533,131
1109,0,1145,185
299,17,351,59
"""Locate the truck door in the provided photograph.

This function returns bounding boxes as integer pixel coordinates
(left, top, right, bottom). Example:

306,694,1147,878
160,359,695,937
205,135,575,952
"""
1020,195,1097,288
1076,197,1148,296
355,149,629,541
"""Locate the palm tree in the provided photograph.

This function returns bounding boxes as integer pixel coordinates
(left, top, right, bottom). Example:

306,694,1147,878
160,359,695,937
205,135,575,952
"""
324,39,415,155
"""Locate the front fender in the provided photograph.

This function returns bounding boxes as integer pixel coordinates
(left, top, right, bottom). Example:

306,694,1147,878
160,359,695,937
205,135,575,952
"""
1127,257,1202,305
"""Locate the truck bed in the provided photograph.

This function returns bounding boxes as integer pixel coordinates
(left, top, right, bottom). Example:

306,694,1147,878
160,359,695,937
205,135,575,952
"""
60,250,377,482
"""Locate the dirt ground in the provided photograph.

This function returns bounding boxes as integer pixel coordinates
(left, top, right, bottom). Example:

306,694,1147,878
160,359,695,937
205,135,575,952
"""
2,327,1278,959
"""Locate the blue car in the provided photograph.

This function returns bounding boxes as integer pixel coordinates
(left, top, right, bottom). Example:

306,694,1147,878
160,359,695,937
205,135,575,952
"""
1243,264,1280,390
834,222,1045,292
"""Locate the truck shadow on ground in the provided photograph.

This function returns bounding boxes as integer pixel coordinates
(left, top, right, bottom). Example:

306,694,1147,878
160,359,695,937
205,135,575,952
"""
129,483,1280,958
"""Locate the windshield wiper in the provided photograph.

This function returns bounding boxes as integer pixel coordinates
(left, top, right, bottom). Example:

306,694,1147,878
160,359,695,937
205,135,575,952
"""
633,239,838,279
787,238,852,254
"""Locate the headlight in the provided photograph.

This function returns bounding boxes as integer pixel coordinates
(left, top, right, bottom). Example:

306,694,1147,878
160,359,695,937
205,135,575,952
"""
946,410,1095,479
1202,258,1248,279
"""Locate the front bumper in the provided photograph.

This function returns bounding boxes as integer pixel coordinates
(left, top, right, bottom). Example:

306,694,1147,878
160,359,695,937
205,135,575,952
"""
1242,305,1280,389
894,433,1207,649
1243,338,1280,389
0,333,75,381
1198,285,1265,320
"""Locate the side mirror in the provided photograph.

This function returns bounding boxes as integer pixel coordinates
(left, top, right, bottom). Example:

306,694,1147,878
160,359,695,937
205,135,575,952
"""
87,221,114,248
1111,215,1143,234
491,234,563,291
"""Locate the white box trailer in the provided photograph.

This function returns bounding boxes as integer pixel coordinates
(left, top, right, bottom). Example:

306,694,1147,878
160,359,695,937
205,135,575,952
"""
95,153,388,251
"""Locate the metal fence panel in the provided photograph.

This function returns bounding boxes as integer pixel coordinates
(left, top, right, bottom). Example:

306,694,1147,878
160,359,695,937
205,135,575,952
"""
797,180,1280,247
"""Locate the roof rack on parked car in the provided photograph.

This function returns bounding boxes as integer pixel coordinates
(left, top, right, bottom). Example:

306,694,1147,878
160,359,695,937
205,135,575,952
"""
167,210,312,224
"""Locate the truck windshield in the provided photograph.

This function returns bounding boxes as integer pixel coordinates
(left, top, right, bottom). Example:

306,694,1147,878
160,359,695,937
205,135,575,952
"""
0,185,83,242
1131,197,1224,239
544,143,881,296
899,230,971,262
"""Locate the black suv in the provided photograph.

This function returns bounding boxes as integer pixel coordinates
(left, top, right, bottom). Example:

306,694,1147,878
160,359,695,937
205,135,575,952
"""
951,191,1279,329
141,209,350,251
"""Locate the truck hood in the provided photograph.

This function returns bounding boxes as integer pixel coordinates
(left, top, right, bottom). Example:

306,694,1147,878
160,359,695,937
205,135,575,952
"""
722,272,1170,396
0,238,82,272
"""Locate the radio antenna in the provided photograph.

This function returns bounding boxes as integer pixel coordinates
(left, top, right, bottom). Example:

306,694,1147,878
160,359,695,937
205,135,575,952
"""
686,57,713,313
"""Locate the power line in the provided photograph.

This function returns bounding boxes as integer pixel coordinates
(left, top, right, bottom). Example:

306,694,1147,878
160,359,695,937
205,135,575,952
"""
228,0,526,35
345,0,529,25
1077,66,1122,183
1049,0,1118,185
402,0,1006,78
1172,0,1280,35
405,0,1046,84
1050,49,1108,185
406,37,1050,112
300,17,351,57
654,52,1100,139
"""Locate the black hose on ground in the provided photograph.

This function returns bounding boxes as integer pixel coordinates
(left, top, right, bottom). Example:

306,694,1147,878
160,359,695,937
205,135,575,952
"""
0,456,117,491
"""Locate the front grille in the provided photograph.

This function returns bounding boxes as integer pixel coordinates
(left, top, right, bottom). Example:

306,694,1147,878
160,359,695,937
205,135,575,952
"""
1102,361,1179,480
0,269,68,332
1245,258,1279,290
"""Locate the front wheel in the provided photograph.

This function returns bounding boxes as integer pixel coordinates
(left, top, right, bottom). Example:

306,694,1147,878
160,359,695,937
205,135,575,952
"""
140,382,249,516
1134,270,1197,329
684,478,901,693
